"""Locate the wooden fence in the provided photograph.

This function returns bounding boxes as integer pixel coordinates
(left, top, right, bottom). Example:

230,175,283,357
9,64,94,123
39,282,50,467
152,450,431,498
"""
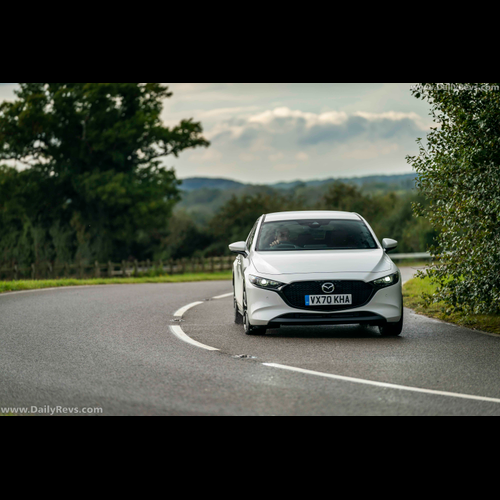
0,256,235,281
0,253,431,282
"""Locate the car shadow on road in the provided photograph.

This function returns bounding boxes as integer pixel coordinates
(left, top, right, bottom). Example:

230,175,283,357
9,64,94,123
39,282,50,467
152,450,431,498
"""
264,324,400,339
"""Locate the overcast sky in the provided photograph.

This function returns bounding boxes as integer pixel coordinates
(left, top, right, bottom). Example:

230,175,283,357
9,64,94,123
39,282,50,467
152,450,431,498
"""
0,83,432,183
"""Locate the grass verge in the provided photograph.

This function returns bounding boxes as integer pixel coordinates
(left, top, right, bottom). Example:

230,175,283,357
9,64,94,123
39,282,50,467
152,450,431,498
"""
403,276,500,335
0,271,232,294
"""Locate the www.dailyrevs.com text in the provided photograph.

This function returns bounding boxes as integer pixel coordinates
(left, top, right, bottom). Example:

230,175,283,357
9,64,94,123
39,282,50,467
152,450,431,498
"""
2,406,103,415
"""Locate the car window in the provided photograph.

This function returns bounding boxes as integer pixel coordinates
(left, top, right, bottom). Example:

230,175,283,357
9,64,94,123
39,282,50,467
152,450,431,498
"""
246,218,260,249
256,219,377,251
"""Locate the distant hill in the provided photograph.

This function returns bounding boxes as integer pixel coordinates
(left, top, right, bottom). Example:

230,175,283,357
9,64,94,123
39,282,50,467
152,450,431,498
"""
270,173,418,190
179,173,417,192
179,177,247,191
176,173,419,225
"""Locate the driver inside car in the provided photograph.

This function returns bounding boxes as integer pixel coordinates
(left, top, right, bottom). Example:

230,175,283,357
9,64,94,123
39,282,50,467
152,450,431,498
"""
270,227,291,247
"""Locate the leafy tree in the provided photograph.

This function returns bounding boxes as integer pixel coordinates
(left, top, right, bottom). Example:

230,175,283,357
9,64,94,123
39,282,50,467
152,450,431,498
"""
207,191,306,255
320,181,382,221
0,83,209,263
158,210,213,260
407,83,500,314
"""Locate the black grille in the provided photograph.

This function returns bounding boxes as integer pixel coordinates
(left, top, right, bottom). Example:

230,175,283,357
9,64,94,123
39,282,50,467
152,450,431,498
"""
280,280,374,311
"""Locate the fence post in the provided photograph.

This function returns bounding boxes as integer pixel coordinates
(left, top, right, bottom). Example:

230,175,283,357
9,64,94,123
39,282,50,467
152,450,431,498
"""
146,259,151,274
134,260,138,277
169,259,174,275
95,261,100,278
108,261,113,278
211,257,215,273
31,263,36,280
47,262,53,279
13,264,18,281
122,260,127,277
79,262,84,279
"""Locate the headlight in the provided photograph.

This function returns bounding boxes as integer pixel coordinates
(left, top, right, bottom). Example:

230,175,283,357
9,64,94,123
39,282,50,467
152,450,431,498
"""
370,272,400,289
248,275,284,290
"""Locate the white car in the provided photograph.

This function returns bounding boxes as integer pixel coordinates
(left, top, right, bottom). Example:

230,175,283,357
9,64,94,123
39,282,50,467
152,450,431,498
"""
229,211,403,336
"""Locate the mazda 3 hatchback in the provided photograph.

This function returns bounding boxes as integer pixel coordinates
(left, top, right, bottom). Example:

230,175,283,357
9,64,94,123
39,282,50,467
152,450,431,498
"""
229,211,403,336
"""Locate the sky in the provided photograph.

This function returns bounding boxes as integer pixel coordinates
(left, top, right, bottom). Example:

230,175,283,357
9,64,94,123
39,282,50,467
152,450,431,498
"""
0,83,433,184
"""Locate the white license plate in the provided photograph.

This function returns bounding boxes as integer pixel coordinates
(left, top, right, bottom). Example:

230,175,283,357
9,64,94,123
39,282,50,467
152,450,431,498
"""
305,294,352,306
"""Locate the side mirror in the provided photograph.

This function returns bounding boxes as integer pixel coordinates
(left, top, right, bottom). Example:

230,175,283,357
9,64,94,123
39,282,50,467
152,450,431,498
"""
229,241,248,257
382,238,398,252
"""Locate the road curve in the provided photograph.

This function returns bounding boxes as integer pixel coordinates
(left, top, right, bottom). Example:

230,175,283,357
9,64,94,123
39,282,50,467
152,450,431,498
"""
1,270,499,415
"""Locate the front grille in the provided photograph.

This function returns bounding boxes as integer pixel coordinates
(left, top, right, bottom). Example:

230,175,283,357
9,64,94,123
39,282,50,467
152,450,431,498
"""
280,280,374,311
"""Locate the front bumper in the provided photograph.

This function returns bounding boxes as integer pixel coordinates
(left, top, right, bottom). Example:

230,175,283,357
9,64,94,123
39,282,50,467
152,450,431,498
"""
246,279,402,327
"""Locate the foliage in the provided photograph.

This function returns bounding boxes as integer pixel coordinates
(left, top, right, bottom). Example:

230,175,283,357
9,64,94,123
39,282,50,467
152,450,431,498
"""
158,210,213,260
407,83,500,314
403,277,500,335
204,180,435,254
0,83,209,265
206,191,307,255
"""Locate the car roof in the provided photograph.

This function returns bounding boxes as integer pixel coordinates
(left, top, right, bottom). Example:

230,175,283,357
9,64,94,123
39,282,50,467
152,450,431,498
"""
263,210,361,222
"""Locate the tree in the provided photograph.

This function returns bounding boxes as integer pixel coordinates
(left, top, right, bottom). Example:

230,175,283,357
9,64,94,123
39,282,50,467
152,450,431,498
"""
407,83,500,314
320,181,382,221
0,83,209,262
207,191,306,255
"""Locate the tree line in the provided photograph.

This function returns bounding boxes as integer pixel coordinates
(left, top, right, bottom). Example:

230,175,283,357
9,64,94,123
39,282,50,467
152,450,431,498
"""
164,182,436,259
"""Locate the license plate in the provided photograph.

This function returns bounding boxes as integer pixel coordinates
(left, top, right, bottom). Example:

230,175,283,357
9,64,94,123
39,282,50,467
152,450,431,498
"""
305,294,352,306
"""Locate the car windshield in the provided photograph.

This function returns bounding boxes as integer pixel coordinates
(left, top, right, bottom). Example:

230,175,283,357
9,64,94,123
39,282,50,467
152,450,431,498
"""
256,219,378,251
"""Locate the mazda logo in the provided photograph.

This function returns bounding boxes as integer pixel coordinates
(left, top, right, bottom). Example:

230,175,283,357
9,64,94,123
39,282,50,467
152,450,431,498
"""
321,282,335,293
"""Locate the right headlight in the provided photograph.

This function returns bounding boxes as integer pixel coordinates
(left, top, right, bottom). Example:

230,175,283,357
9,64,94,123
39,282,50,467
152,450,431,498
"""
248,274,284,290
370,272,400,290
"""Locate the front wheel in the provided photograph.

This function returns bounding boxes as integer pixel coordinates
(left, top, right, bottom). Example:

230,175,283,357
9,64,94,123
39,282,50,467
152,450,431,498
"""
234,297,243,324
379,308,403,337
243,288,266,335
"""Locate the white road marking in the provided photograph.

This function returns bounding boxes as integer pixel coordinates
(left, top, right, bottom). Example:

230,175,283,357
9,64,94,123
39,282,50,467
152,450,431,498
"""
262,363,500,404
173,301,204,318
212,292,233,299
169,325,219,351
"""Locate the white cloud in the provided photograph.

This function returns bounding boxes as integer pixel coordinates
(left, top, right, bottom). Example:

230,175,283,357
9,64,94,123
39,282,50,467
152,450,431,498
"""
341,142,399,160
239,153,260,162
188,148,223,162
0,83,18,102
268,152,284,161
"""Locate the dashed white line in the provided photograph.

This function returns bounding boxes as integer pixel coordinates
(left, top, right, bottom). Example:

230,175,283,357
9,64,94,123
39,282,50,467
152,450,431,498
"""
262,363,500,404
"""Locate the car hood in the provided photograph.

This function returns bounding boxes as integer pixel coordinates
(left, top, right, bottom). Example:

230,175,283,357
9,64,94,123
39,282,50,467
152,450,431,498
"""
252,249,392,275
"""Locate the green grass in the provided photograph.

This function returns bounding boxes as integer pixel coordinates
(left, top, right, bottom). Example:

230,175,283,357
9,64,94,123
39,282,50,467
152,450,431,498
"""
0,271,232,294
403,276,500,335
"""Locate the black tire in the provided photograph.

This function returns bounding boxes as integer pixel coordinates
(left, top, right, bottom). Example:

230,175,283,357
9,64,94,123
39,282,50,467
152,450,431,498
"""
234,297,243,324
379,308,403,337
243,288,266,335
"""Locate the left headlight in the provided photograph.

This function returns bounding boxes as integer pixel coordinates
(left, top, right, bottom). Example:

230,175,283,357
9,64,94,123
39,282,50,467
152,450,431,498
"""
370,272,400,289
248,274,285,290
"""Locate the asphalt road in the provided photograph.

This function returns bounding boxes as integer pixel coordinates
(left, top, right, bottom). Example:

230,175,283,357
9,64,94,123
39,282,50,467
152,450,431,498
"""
1,267,499,416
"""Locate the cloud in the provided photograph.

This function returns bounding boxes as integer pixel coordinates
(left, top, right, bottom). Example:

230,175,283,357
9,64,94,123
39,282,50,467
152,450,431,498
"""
171,105,428,182
209,106,426,151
